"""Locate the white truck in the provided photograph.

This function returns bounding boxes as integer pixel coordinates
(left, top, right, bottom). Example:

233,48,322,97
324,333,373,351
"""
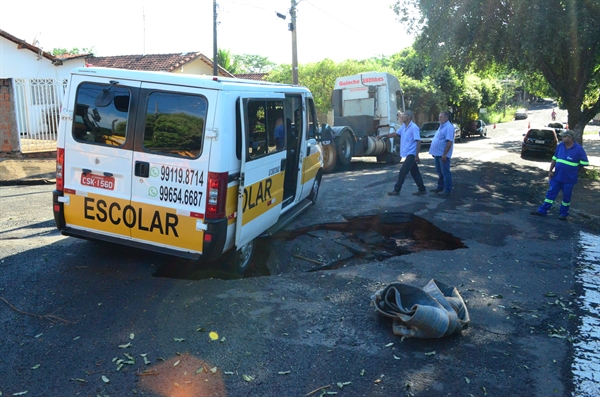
320,72,405,172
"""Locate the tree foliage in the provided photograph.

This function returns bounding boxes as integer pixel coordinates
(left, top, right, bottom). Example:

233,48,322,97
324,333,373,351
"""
231,54,276,74
393,0,600,141
217,48,235,73
266,52,502,125
52,47,94,56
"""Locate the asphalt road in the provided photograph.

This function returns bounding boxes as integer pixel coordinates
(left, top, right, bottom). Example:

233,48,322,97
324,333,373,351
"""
0,105,599,397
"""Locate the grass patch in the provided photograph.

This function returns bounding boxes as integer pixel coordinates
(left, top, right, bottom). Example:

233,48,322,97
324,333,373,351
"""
581,166,600,181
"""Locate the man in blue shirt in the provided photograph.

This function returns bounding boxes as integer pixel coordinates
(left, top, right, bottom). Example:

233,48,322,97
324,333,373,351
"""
274,117,285,151
428,111,455,196
531,130,589,220
378,110,426,195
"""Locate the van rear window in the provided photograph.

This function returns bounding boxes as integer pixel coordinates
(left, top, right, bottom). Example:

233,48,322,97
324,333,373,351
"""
72,83,130,147
143,91,208,158
528,129,555,140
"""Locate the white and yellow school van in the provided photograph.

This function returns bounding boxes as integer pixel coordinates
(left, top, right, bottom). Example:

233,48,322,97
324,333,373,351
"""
53,67,323,274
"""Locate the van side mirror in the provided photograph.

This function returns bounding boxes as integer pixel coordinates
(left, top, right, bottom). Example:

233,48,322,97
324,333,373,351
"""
318,123,333,144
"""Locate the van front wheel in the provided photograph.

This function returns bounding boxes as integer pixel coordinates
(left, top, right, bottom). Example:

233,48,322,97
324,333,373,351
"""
308,172,322,204
225,240,255,275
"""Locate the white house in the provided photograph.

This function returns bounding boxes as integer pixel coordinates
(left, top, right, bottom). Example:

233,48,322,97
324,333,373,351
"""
0,29,87,154
0,29,231,155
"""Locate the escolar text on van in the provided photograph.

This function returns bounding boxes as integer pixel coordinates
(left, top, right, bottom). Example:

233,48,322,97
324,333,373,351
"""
53,67,324,275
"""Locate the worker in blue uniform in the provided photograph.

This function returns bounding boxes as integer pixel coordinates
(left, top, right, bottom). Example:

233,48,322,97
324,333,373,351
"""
531,130,589,220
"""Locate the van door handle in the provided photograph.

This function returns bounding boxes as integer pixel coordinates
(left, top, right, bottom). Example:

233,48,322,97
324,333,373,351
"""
135,161,150,178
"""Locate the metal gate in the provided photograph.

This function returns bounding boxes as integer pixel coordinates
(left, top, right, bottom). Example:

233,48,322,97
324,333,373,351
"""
13,78,68,153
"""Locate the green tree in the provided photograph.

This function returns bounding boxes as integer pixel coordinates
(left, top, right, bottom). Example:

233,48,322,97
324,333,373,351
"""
392,0,600,143
217,48,236,73
52,47,94,56
232,54,276,74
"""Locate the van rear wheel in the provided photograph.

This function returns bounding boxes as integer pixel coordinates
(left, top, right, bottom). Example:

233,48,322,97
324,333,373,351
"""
224,240,255,276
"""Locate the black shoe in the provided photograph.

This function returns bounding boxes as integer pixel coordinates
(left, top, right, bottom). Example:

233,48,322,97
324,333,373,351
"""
438,191,450,196
388,191,399,196
432,188,443,193
530,211,545,216
412,190,426,196
558,215,568,221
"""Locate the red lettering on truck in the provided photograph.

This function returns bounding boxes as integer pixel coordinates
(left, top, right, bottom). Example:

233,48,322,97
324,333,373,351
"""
362,77,384,83
338,79,360,86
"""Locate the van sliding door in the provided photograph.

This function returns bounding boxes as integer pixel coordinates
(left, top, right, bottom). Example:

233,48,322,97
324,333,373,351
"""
235,96,287,249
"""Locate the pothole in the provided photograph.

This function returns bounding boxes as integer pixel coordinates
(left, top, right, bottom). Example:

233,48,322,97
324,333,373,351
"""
269,212,466,272
154,212,466,279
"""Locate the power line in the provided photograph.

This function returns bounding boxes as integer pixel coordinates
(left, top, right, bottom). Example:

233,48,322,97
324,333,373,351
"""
303,0,379,43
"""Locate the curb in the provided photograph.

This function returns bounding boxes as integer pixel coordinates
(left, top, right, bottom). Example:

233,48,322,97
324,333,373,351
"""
0,178,55,186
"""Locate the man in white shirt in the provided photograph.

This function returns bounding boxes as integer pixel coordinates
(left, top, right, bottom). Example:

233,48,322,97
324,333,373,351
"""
378,110,426,196
428,110,454,196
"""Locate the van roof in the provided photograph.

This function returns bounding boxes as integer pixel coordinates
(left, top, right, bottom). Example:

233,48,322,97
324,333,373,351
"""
69,67,311,94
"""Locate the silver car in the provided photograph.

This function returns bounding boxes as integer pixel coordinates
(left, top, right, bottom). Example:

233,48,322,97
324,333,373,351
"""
515,108,528,120
420,122,462,145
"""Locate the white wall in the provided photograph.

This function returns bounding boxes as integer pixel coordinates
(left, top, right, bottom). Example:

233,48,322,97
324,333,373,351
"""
0,38,85,80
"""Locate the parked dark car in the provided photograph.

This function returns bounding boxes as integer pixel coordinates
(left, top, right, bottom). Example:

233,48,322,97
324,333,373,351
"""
419,122,461,145
461,119,488,138
521,127,558,158
547,122,566,137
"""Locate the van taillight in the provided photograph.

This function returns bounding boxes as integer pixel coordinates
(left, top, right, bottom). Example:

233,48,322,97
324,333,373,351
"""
205,171,228,219
56,148,65,191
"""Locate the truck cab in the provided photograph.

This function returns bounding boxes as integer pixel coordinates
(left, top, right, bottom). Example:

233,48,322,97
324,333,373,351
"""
321,72,404,172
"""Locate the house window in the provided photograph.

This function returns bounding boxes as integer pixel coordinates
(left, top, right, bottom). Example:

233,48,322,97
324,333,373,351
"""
72,82,130,147
143,91,208,158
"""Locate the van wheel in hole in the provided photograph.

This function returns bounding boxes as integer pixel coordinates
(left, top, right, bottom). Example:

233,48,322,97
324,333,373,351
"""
224,240,255,275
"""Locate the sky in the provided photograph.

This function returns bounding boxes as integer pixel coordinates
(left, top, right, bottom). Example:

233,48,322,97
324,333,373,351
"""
1,0,414,66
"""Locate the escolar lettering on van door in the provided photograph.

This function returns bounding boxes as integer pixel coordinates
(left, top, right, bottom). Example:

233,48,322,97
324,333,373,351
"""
239,171,284,226
242,177,272,213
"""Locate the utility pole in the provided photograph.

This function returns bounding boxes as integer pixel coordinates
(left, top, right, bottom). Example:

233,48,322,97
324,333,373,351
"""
290,0,298,85
213,0,218,77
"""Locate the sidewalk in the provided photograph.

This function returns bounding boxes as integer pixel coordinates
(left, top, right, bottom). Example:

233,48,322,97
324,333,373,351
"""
0,158,56,185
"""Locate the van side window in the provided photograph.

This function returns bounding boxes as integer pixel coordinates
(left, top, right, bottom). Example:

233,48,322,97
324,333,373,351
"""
143,91,208,158
72,83,130,147
246,99,285,160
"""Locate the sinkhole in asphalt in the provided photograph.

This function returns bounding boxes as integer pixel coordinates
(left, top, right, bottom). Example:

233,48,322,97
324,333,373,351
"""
153,212,466,280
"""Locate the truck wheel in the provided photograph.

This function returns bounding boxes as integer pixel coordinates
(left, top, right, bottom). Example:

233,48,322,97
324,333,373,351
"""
336,131,353,167
224,240,255,276
386,153,401,164
321,142,337,173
